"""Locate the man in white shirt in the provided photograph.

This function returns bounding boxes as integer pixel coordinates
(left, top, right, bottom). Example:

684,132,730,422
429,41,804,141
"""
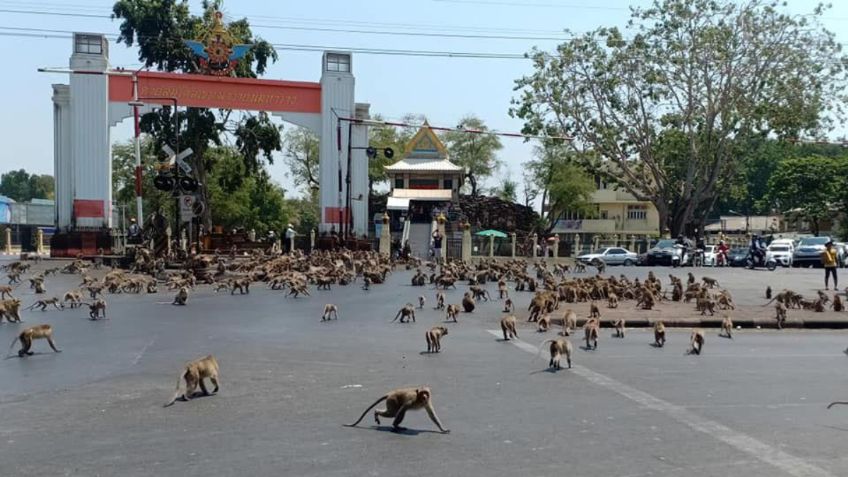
284,224,296,253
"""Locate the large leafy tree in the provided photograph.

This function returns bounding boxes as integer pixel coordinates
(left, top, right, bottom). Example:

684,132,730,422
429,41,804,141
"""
765,156,844,236
527,143,595,232
281,127,320,194
511,0,847,236
492,177,518,203
112,0,281,226
0,170,54,202
441,115,503,196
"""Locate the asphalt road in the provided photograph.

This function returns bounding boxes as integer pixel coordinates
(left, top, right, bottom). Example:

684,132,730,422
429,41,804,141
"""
2,261,848,477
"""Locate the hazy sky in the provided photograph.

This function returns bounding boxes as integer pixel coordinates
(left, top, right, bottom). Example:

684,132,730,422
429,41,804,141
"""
1,0,846,196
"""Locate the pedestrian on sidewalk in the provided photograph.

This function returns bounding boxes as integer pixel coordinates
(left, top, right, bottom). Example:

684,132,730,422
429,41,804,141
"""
822,240,839,290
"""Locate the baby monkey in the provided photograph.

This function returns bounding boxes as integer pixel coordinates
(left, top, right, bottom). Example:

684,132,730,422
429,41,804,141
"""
164,355,220,407
502,298,515,313
686,329,705,355
719,315,733,339
173,286,189,306
446,304,460,323
345,386,449,433
418,295,426,309
321,304,339,321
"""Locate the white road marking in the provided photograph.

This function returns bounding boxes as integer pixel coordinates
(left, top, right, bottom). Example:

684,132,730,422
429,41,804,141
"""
131,339,155,366
487,330,835,477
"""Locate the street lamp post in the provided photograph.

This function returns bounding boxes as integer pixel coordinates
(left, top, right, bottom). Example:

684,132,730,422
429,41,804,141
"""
128,97,181,252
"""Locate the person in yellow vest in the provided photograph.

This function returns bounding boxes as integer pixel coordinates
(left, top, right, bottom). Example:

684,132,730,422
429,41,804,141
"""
822,241,839,290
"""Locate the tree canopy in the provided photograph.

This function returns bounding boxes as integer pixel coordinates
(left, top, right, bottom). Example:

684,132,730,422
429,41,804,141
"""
511,0,847,236
441,115,503,196
765,156,846,236
112,0,282,226
0,169,54,202
526,143,595,232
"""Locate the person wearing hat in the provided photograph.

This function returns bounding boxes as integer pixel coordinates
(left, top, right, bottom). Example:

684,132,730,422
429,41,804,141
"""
284,224,296,254
822,240,839,290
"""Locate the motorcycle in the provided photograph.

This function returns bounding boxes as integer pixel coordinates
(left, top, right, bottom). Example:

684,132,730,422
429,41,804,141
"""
671,244,693,268
746,248,777,271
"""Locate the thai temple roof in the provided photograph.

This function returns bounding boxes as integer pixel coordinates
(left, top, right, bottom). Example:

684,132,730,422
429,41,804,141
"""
384,122,463,174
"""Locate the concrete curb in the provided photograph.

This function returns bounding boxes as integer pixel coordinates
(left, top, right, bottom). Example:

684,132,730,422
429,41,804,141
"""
551,317,848,330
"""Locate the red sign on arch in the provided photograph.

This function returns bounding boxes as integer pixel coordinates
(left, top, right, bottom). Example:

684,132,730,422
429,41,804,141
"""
109,71,321,113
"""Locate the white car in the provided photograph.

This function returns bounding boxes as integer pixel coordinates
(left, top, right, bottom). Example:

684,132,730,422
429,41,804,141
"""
766,243,793,267
576,247,639,266
702,245,717,266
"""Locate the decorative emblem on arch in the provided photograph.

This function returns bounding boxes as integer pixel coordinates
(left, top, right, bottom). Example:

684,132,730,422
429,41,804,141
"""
184,11,251,76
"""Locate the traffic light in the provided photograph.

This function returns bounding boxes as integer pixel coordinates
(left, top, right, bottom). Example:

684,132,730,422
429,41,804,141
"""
179,177,199,192
153,174,175,192
383,147,394,159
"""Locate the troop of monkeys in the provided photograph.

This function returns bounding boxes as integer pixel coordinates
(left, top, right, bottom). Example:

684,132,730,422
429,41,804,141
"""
6,252,848,433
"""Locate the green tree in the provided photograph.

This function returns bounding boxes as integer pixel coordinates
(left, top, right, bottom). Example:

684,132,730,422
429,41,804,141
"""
528,143,594,232
493,177,518,203
112,0,280,227
112,139,173,224
0,169,55,202
282,127,320,194
511,0,847,236
441,115,503,196
765,156,843,236
367,114,408,195
205,146,291,234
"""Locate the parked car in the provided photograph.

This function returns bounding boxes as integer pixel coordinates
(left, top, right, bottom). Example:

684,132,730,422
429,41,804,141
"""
577,247,639,266
645,239,682,266
727,247,749,267
702,245,717,266
792,236,832,268
836,242,848,268
766,243,793,267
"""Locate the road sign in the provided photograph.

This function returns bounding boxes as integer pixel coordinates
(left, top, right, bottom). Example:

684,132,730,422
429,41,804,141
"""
161,145,193,173
179,194,195,222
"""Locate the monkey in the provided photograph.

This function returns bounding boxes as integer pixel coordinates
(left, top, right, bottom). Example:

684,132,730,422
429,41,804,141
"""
33,280,46,295
671,283,683,302
62,290,83,309
0,299,23,323
0,285,13,299
775,302,787,329
537,338,573,370
469,285,490,302
345,386,449,433
613,317,626,338
287,283,311,298
607,292,619,309
766,285,772,300
817,290,831,305
315,276,334,291
589,302,601,319
584,318,599,350
25,297,63,311
361,276,371,291
687,272,695,285
172,286,189,306
321,304,339,321
418,295,426,309
230,278,250,295
86,299,107,320
392,304,416,323
653,321,666,347
560,309,577,336
498,280,509,300
719,315,733,339
686,329,705,355
434,291,445,310
702,277,719,288
537,313,551,332
425,326,448,353
163,355,220,407
717,294,735,310
697,297,716,316
7,271,21,284
213,280,232,293
833,294,845,312
147,281,158,294
500,314,518,341
637,291,656,310
446,304,460,323
462,292,476,313
7,324,61,357
573,262,586,273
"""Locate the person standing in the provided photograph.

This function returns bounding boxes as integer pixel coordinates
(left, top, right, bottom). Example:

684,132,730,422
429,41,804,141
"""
822,240,839,290
284,224,296,254
432,229,444,263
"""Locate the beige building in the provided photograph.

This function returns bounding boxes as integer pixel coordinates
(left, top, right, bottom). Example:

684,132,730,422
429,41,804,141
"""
552,178,661,240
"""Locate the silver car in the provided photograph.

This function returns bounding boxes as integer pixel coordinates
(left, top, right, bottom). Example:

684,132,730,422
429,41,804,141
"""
577,247,639,266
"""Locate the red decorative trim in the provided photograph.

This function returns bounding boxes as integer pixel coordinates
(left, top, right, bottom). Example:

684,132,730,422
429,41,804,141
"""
74,200,105,218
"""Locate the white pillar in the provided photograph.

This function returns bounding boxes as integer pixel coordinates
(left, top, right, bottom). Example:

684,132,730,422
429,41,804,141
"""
52,85,72,230
379,212,391,257
511,232,516,258
319,51,355,234
351,103,370,236
488,234,494,258
70,36,112,228
461,222,472,262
